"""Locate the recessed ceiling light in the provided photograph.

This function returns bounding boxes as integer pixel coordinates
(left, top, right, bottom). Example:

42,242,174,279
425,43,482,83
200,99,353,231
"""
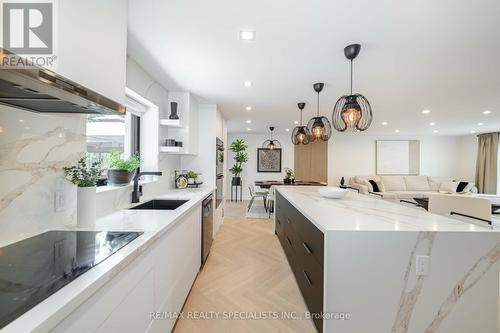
247,128,251,131
285,128,290,132
422,109,431,114
471,130,476,134
19,119,24,123
395,129,400,133
244,81,253,87
245,106,252,111
483,110,492,115
246,120,251,124
239,30,255,41
478,122,484,126
381,122,388,126
433,129,439,133
429,122,436,126
294,120,299,125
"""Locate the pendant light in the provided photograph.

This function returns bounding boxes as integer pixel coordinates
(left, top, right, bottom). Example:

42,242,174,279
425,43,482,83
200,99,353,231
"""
332,44,373,132
307,83,332,141
262,126,281,150
291,102,311,145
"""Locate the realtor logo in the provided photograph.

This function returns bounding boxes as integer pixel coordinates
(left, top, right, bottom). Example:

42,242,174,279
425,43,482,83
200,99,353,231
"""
2,2,53,54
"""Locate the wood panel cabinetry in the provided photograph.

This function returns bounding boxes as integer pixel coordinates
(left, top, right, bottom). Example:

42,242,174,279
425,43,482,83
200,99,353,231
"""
294,140,328,183
275,192,324,332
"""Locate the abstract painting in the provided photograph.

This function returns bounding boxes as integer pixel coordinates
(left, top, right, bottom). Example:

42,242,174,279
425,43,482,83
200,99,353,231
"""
257,148,282,172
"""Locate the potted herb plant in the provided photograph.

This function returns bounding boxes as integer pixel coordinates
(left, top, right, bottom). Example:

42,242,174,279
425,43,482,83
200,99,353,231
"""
63,156,102,227
186,171,199,184
229,139,248,186
106,149,141,186
284,167,295,184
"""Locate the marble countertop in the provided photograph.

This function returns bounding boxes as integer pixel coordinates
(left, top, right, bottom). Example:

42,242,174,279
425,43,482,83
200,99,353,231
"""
2,187,214,333
276,186,499,233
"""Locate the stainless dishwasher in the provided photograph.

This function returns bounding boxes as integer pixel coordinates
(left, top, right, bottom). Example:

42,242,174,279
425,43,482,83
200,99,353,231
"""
201,194,213,266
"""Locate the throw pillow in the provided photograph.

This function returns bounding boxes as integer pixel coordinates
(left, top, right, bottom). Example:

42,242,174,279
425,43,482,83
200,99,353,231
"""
456,181,474,193
376,180,386,192
439,181,458,194
363,180,374,192
369,180,380,192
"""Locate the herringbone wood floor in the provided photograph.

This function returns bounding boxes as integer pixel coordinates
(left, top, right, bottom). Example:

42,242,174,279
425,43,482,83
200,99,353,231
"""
173,200,316,333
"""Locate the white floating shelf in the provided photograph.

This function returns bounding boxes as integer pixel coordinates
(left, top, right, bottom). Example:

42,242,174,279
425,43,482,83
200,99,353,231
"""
160,146,182,153
160,119,181,127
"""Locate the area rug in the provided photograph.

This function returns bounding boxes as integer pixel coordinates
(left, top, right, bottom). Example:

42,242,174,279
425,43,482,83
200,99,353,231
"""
245,204,271,219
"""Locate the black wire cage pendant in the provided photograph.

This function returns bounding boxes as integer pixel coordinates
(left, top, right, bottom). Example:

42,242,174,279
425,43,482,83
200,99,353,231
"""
332,44,373,132
262,126,281,149
291,102,311,145
307,83,332,141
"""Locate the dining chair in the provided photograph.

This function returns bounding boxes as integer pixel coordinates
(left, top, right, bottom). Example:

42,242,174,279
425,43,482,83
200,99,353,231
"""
248,183,268,212
267,186,276,218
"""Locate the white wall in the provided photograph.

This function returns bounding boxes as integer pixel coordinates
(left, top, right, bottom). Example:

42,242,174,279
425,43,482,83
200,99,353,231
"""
328,134,477,186
227,133,294,200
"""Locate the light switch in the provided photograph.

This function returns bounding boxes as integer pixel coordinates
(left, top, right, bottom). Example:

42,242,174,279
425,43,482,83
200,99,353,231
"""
416,255,430,276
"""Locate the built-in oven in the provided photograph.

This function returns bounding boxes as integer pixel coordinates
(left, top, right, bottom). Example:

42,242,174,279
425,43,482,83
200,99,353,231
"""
216,138,224,208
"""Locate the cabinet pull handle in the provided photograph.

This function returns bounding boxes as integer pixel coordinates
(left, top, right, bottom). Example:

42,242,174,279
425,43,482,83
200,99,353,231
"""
286,236,292,246
277,218,281,225
303,270,312,286
302,242,312,254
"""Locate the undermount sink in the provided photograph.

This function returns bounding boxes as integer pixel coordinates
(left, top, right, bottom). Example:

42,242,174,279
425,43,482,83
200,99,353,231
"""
130,199,188,210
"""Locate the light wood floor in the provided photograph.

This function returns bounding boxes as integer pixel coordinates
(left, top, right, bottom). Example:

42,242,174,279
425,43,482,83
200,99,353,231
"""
173,200,316,333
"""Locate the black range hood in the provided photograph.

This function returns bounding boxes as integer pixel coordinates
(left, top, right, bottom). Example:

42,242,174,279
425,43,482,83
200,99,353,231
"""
0,48,125,115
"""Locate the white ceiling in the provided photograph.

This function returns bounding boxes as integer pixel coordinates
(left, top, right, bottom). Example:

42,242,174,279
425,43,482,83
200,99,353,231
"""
128,0,500,136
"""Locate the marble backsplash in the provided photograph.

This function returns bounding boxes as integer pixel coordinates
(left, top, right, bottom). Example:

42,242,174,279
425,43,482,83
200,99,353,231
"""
0,106,86,245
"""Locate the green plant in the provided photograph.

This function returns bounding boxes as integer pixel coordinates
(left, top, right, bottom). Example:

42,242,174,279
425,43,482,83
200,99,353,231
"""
186,171,198,179
106,149,140,173
63,156,103,187
229,139,248,177
284,168,295,179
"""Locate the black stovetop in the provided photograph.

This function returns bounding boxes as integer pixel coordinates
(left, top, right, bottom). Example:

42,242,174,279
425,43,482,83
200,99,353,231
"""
0,230,143,329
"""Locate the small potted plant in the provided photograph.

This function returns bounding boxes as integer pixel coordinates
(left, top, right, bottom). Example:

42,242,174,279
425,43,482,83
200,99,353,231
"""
106,149,140,186
186,171,199,185
229,139,248,186
63,156,102,227
284,168,295,184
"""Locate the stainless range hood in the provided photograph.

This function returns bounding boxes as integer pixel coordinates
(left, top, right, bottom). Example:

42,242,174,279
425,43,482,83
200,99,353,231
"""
0,48,125,115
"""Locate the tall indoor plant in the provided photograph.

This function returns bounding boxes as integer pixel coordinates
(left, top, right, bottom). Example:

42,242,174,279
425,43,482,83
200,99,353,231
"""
63,156,102,227
106,149,141,185
229,139,248,186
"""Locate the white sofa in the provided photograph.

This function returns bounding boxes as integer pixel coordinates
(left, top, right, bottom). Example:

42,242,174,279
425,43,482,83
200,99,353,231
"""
348,175,478,200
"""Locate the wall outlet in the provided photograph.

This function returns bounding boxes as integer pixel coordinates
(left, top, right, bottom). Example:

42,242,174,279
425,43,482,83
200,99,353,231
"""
54,190,65,212
416,255,430,276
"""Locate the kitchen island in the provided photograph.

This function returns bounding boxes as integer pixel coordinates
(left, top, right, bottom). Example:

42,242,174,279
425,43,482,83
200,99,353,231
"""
275,186,500,333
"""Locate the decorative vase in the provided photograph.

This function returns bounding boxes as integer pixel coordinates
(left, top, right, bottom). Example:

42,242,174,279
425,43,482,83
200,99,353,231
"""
340,176,345,186
283,178,292,184
188,177,196,185
232,176,241,186
77,186,96,227
107,169,136,186
169,102,179,120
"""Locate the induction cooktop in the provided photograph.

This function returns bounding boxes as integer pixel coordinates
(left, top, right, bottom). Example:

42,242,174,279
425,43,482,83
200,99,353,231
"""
0,230,143,329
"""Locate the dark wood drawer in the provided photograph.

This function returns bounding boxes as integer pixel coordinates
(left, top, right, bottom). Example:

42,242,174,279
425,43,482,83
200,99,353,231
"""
290,207,324,267
296,258,323,332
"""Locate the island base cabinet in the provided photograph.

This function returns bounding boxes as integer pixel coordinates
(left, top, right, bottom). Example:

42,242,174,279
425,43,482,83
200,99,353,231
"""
276,192,324,333
51,205,201,333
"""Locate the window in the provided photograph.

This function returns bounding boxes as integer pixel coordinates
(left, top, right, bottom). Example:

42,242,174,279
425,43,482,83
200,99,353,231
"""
86,114,126,164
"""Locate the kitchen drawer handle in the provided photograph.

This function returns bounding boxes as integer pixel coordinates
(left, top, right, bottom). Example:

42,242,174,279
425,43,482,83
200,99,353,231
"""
303,270,312,286
277,218,281,225
302,242,312,254
286,236,292,246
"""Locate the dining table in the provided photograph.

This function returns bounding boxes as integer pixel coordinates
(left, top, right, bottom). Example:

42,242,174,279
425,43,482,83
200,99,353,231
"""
254,180,326,189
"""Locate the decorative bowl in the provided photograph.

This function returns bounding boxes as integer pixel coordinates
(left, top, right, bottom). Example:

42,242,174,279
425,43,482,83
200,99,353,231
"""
318,186,349,199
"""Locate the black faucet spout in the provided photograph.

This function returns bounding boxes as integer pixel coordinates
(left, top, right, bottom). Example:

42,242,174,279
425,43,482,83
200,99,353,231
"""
132,171,163,203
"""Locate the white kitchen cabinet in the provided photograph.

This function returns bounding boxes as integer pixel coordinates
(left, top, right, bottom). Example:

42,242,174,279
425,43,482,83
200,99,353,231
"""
51,205,202,333
56,0,127,103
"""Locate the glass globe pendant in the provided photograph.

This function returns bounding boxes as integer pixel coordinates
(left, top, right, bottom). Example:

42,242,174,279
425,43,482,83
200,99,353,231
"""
307,83,332,141
291,102,311,145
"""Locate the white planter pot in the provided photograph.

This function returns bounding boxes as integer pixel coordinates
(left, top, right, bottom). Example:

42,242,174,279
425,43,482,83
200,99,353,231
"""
77,186,96,227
